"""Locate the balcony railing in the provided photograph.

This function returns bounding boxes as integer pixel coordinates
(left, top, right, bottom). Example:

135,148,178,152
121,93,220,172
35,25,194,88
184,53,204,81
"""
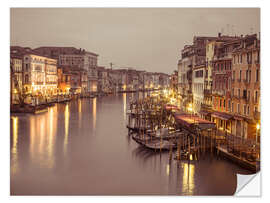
204,89,212,95
242,96,250,102
254,98,259,104
254,111,260,120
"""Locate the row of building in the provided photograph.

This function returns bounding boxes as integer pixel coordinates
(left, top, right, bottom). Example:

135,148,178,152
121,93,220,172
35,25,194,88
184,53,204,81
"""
175,33,260,142
10,46,170,104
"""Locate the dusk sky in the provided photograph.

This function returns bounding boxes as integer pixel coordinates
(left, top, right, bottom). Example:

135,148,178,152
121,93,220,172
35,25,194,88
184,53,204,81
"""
10,8,260,74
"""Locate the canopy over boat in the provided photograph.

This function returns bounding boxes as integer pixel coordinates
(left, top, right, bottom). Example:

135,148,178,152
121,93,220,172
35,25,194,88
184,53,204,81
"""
174,113,216,130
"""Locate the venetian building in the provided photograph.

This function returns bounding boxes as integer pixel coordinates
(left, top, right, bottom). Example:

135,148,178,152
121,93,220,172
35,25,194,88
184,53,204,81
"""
10,56,23,104
23,54,58,96
231,34,260,141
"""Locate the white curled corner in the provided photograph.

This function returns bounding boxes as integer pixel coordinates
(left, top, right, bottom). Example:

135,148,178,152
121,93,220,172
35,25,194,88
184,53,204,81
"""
235,172,261,196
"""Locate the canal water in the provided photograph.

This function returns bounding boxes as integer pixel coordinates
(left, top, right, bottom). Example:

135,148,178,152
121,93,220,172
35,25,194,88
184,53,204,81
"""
10,93,253,195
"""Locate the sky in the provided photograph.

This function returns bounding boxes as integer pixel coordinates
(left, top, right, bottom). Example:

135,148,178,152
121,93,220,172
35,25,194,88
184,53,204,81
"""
10,8,260,74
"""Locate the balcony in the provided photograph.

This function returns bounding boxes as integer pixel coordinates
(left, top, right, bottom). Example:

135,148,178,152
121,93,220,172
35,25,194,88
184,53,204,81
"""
243,79,250,85
254,111,260,120
254,98,259,104
233,95,240,100
242,96,250,102
204,89,212,95
201,103,212,111
212,89,225,96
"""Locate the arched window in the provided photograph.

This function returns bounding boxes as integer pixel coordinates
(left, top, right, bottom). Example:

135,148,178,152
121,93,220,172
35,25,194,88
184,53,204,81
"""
25,75,29,83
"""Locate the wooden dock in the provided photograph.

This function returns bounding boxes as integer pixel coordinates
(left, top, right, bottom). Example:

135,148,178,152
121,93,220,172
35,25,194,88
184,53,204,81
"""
217,145,259,173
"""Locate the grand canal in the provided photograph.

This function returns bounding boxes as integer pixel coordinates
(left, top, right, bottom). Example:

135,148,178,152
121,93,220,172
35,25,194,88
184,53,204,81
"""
10,93,253,195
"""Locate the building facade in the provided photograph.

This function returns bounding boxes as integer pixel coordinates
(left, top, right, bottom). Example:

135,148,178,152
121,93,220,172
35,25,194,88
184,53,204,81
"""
231,34,260,140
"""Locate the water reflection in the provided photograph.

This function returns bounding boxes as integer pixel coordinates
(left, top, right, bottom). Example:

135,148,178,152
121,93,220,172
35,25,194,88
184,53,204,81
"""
93,98,96,131
78,99,82,128
64,104,70,156
11,117,18,175
11,94,252,195
28,106,58,169
123,93,126,121
182,162,195,195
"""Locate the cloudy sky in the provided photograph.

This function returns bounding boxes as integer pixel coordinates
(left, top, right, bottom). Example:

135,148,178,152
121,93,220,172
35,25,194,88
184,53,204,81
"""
10,8,260,73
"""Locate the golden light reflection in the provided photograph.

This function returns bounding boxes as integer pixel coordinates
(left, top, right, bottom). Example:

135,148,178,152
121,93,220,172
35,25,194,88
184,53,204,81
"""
11,116,18,175
30,116,36,160
29,107,58,169
123,93,127,121
182,162,195,195
64,104,70,155
78,99,82,128
93,98,96,131
47,107,56,168
166,164,170,176
39,116,45,154
78,99,82,113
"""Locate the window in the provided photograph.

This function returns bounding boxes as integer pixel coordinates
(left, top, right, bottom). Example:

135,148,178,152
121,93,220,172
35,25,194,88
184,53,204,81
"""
25,75,29,83
240,55,242,63
238,89,240,98
237,103,240,113
246,70,249,81
233,71,235,80
239,70,242,81
255,91,258,103
232,102,234,113
243,89,247,98
232,88,234,96
256,69,259,82
247,105,250,115
248,90,250,99
228,100,231,112
243,105,246,115
224,100,226,108
25,64,29,72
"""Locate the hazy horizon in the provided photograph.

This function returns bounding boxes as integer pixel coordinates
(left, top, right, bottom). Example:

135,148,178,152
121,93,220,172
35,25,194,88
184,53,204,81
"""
10,8,260,74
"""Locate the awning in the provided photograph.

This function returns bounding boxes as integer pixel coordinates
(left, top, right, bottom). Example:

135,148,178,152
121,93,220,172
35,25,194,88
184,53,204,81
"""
211,111,233,121
174,113,216,130
199,110,211,116
165,104,179,111
234,114,255,124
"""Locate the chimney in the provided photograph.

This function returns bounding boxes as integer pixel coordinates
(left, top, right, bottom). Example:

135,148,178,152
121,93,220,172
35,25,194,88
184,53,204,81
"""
218,32,221,38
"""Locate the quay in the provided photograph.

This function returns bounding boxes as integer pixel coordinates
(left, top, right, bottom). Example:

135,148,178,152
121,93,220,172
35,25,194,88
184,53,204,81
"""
126,90,260,172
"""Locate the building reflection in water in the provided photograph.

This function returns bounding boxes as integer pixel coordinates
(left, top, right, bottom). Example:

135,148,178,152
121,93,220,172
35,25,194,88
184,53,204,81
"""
64,104,70,156
123,93,127,121
78,99,82,128
48,107,56,168
93,98,96,131
11,116,18,175
182,162,195,195
29,106,58,169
